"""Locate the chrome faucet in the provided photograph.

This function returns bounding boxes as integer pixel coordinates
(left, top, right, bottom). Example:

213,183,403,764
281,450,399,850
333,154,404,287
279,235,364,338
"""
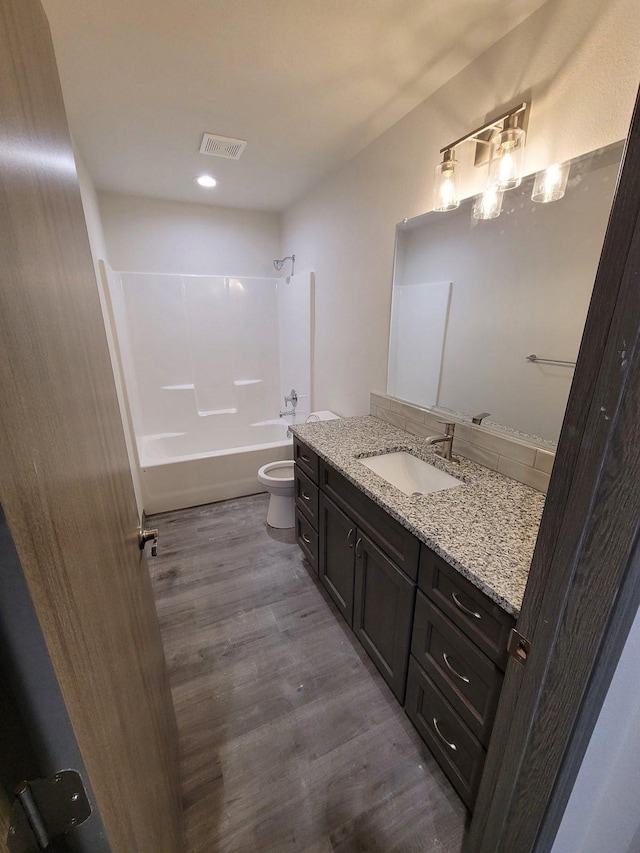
279,388,298,417
425,422,456,461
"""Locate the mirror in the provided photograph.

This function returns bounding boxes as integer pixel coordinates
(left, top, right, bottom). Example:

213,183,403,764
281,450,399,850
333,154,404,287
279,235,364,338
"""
387,141,624,445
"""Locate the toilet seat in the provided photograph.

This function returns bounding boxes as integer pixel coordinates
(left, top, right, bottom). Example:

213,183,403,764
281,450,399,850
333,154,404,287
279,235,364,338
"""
257,460,294,487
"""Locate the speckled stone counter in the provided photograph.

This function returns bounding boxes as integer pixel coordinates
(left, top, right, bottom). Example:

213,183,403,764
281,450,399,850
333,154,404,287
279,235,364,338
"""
291,416,545,617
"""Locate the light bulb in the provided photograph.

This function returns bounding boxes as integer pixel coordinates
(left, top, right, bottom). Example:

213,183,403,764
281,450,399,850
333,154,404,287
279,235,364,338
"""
433,150,460,212
532,162,570,203
488,116,526,191
473,185,504,220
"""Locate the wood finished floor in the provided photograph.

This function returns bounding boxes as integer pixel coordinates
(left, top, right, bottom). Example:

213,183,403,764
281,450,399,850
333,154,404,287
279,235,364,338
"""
149,493,468,853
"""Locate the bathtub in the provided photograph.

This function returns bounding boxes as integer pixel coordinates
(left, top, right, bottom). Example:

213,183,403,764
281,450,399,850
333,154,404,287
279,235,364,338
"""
139,415,300,514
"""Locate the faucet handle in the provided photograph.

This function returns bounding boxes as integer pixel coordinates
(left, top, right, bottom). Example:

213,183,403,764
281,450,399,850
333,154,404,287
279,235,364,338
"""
471,412,491,425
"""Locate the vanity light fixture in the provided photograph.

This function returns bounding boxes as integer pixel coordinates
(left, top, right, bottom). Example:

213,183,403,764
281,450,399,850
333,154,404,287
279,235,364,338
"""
195,174,217,188
532,162,570,203
433,103,529,213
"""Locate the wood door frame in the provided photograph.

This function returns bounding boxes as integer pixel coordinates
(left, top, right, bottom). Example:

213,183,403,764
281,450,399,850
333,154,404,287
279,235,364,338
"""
466,87,640,851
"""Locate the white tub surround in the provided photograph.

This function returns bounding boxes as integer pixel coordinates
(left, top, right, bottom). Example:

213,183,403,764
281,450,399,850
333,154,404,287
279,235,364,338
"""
104,266,313,513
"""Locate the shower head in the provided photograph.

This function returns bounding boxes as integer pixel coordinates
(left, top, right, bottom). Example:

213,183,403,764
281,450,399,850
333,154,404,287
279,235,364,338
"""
273,254,295,275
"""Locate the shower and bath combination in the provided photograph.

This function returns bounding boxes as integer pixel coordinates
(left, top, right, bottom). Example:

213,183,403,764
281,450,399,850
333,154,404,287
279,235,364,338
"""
273,254,295,277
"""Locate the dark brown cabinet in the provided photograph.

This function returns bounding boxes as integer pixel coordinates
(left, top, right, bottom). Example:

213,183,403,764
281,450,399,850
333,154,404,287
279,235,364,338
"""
406,548,515,809
294,437,320,573
318,494,415,700
293,435,515,812
318,491,356,624
353,531,416,701
411,591,503,747
405,657,486,809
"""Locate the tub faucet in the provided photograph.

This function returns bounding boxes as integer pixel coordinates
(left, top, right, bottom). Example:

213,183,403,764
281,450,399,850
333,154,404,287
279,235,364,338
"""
279,389,298,417
425,422,457,462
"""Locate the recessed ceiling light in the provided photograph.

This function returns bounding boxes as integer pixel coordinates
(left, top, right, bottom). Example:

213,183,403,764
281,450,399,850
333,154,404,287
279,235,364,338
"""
195,174,217,188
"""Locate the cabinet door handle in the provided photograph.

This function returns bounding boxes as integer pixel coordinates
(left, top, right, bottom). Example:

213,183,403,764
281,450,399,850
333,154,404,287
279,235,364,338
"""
347,528,355,548
301,491,311,502
300,454,310,463
433,718,458,751
442,652,470,684
302,533,311,544
355,537,362,558
451,591,482,620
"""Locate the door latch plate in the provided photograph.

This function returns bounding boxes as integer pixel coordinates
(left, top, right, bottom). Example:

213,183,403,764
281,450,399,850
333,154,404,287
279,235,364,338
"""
507,627,531,666
7,770,91,852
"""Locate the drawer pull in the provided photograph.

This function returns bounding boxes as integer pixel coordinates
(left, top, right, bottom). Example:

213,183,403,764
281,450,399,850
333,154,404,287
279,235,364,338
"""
433,718,458,751
355,537,362,558
302,533,311,544
452,591,482,620
300,454,311,463
301,491,311,502
347,528,355,548
442,652,470,684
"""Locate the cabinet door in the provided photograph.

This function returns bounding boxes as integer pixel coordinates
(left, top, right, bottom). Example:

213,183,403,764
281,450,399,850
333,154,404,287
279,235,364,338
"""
318,492,356,625
353,532,416,701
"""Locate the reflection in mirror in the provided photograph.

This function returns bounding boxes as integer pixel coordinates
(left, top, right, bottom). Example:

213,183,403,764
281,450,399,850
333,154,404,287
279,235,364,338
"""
387,142,624,445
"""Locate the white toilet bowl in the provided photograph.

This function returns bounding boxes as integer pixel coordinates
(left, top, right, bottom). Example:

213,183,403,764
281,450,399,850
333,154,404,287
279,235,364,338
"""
257,460,295,528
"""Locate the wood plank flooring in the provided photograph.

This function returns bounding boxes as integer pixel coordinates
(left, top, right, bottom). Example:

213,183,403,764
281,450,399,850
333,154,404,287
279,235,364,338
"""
149,494,468,852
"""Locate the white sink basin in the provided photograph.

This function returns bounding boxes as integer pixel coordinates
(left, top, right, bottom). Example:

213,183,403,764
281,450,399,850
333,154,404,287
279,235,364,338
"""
359,451,463,497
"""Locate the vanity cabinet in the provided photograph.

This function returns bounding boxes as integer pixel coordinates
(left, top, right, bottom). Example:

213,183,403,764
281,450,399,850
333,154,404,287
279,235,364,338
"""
293,438,320,572
405,547,515,809
295,437,418,701
293,435,515,810
317,489,416,700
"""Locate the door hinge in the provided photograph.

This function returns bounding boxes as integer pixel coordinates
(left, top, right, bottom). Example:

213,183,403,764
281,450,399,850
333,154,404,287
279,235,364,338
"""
507,627,531,666
7,770,91,852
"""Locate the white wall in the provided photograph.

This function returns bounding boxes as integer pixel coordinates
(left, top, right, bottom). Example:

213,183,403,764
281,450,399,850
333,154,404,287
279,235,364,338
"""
74,147,144,518
551,600,640,853
282,0,640,416
98,191,281,277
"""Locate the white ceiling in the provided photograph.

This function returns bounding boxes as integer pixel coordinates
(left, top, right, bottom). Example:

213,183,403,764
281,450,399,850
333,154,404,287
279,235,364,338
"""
42,0,548,211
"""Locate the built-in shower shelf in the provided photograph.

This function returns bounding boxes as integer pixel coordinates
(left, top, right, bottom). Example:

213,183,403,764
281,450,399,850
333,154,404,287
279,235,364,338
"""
161,384,195,390
234,379,262,386
198,408,238,417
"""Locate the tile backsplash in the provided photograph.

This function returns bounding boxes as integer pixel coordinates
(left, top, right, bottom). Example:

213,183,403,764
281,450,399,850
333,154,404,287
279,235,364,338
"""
370,392,554,494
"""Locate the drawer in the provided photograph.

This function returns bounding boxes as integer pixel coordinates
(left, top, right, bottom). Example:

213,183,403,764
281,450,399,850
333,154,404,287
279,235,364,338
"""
418,546,514,669
294,438,319,482
295,467,319,528
405,656,485,810
412,591,503,746
320,460,420,580
295,508,318,572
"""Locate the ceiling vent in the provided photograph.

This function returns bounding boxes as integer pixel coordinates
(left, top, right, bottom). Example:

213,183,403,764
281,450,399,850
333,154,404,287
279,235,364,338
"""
199,133,247,160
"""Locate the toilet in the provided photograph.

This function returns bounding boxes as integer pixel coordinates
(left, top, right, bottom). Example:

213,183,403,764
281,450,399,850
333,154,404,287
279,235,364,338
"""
257,460,296,528
258,410,340,528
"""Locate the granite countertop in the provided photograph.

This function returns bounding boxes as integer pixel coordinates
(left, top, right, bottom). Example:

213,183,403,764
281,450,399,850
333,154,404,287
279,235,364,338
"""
290,416,545,617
